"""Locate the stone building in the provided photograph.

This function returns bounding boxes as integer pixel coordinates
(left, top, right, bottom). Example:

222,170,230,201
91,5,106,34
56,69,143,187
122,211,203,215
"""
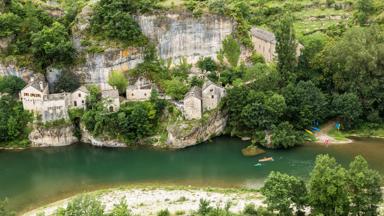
71,86,89,109
202,81,226,111
126,76,154,101
183,86,202,120
101,89,120,112
251,27,303,62
20,75,49,113
41,93,71,122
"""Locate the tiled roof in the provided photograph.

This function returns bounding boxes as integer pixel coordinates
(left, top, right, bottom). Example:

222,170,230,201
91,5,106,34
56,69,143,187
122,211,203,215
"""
251,27,276,44
185,86,202,100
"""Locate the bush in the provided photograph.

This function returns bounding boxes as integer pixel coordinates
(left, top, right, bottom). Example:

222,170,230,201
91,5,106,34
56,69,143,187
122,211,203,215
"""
108,71,128,95
31,22,75,70
163,78,188,100
0,76,26,96
197,57,218,72
56,195,104,216
269,122,305,149
0,12,21,37
53,70,80,93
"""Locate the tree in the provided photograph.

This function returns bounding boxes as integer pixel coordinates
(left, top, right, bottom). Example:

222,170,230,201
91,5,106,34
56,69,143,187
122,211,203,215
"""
241,91,286,130
31,22,75,70
222,35,241,68
261,171,307,215
308,155,350,215
0,76,26,96
322,26,384,120
355,0,374,25
275,15,297,84
282,81,327,129
108,71,128,94
0,95,32,145
0,12,21,37
163,78,188,100
90,0,160,45
348,156,382,216
53,70,80,93
331,93,362,128
197,57,218,72
269,122,305,149
56,196,104,216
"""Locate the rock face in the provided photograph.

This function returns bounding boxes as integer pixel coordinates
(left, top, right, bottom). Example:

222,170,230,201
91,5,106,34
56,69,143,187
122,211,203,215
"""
74,48,143,89
137,13,234,65
29,124,78,147
81,125,127,147
167,110,227,149
0,64,34,82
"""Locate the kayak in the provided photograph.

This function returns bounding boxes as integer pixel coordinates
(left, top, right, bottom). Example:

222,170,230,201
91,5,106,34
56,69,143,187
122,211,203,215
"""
258,157,274,162
254,163,262,166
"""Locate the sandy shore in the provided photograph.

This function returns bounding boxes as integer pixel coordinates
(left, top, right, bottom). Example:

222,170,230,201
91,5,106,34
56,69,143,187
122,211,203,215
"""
23,186,264,216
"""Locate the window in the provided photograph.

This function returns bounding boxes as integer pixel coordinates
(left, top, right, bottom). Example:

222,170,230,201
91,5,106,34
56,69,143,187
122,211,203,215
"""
82,100,85,104
210,89,213,92
144,93,147,96
24,93,29,96
109,106,114,112
74,101,77,107
211,95,214,99
78,93,81,97
132,93,134,96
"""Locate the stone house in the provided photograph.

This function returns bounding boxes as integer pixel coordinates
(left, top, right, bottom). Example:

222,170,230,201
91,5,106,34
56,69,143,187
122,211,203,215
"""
202,81,226,111
71,86,89,109
101,89,120,112
126,76,154,101
251,27,303,62
183,86,202,120
20,75,49,113
41,93,71,122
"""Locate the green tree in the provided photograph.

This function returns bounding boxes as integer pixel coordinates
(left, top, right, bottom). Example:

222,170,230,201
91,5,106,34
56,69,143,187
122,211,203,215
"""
0,95,32,145
282,81,326,129
197,57,218,72
269,122,305,149
56,196,104,216
108,71,128,94
0,12,21,37
322,26,384,120
308,155,350,215
261,171,307,215
355,0,375,25
0,76,26,96
222,36,241,68
331,93,362,128
275,15,297,84
163,78,188,100
53,71,80,93
31,22,75,70
348,156,382,216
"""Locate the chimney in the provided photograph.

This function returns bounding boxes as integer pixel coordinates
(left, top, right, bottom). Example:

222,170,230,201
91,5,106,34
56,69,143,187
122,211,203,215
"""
39,81,44,91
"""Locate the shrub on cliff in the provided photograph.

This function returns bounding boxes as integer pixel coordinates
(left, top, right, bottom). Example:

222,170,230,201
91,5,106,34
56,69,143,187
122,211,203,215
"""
0,76,26,96
90,0,161,46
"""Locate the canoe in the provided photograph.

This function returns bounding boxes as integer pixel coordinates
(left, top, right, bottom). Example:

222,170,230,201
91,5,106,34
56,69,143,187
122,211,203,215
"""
258,157,274,162
254,163,262,167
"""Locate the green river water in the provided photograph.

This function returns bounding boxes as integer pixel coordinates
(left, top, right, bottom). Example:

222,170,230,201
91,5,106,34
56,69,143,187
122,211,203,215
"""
0,136,383,213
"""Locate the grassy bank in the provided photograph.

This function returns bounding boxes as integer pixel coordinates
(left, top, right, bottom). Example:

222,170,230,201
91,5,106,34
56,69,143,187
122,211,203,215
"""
328,124,384,140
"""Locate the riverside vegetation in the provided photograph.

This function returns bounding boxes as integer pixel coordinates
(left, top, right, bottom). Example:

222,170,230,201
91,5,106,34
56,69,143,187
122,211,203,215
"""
0,0,384,213
3,154,382,215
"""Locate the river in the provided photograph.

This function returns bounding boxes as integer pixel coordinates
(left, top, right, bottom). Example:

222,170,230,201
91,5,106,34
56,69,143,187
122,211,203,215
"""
0,136,383,213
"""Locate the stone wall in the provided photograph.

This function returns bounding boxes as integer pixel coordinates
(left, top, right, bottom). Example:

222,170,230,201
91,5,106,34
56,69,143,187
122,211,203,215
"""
0,63,34,81
29,124,78,147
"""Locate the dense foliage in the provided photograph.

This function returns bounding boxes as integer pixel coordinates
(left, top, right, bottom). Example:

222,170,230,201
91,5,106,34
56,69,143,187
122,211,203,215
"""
262,154,383,216
108,71,128,95
53,70,81,93
0,76,26,96
0,95,32,146
90,0,161,46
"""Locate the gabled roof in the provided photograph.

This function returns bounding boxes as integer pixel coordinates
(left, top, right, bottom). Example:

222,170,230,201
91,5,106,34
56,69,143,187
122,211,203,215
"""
185,86,202,100
202,80,223,92
73,86,89,94
251,27,276,44
23,74,48,92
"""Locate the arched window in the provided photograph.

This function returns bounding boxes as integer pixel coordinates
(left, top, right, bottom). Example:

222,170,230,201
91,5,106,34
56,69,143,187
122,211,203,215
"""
109,106,114,112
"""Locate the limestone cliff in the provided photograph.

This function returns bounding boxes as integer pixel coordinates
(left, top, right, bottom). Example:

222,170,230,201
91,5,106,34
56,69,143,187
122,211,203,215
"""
166,110,227,149
29,124,78,147
80,124,127,147
0,63,33,81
